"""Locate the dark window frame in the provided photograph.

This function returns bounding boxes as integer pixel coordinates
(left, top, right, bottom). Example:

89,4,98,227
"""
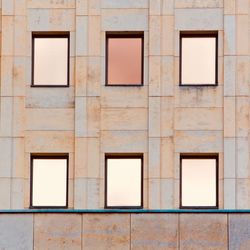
105,153,143,209
105,32,144,87
30,153,69,209
180,154,219,209
31,32,70,87
179,31,218,87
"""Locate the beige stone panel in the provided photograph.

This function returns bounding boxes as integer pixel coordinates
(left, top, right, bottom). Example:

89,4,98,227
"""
162,0,174,15
160,179,174,209
26,86,75,108
161,17,174,56
102,0,148,8
2,0,14,15
175,8,223,30
75,138,87,178
149,138,160,178
74,178,87,208
224,97,235,137
26,108,74,131
101,108,147,131
101,131,147,153
75,57,87,96
149,16,161,56
149,97,160,137
237,179,250,209
1,56,13,96
0,178,11,209
236,0,249,14
13,57,26,96
224,138,236,178
87,97,100,137
149,0,161,15
236,56,249,96
87,57,101,96
27,0,75,8
236,15,249,55
87,138,100,178
101,86,148,108
236,97,249,137
25,131,74,153
161,97,174,137
0,97,12,137
175,0,222,8
86,178,100,208
224,56,236,96
180,214,227,249
149,56,161,96
82,214,130,250
161,56,174,96
11,178,24,209
148,179,160,208
0,138,12,178
175,86,223,108
76,0,88,15
224,178,236,209
34,214,81,249
12,138,25,178
102,9,148,31
224,0,235,14
14,16,26,57
175,108,223,131
75,97,87,137
131,214,178,249
23,178,30,208
224,15,236,55
88,0,101,15
88,16,101,56
173,179,180,208
175,131,223,153
14,0,26,15
236,137,249,178
13,97,25,137
161,137,174,178
2,16,14,56
76,16,88,56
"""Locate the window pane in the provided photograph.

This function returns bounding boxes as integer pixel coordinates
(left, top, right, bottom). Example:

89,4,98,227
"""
32,158,67,207
107,158,142,207
181,158,217,207
181,37,216,84
107,37,142,85
34,38,68,85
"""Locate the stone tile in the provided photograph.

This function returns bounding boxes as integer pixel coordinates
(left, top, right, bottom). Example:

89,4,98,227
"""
88,16,101,56
13,97,25,137
26,86,75,108
224,178,236,209
224,97,235,137
82,214,130,250
13,138,25,178
180,214,227,250
101,131,147,153
236,97,249,137
236,56,249,96
15,0,26,15
175,131,223,153
149,0,161,15
175,0,222,8
27,0,75,8
149,16,161,55
131,214,178,249
101,108,147,131
161,97,174,137
102,9,148,31
224,56,236,96
236,0,249,14
26,108,74,131
87,97,100,137
11,178,24,209
236,15,248,55
2,16,14,56
224,0,235,14
76,0,88,15
2,0,14,15
34,214,81,249
74,178,87,208
13,57,26,96
0,97,13,137
0,178,11,209
75,57,87,96
149,56,161,96
76,16,88,56
175,8,223,30
87,57,101,96
224,138,236,178
161,56,174,96
0,138,12,178
75,138,87,178
236,179,250,209
229,214,250,249
102,0,148,8
88,0,101,15
86,178,100,208
224,15,236,55
162,0,174,15
148,179,160,209
75,97,87,137
160,179,174,209
161,137,174,178
149,97,161,137
14,17,26,57
1,56,13,96
0,214,33,249
149,138,160,178
236,137,249,178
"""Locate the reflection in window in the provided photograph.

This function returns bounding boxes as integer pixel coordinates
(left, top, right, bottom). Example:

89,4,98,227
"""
180,33,217,85
32,34,69,86
106,156,142,208
106,34,143,85
31,156,68,207
181,156,218,208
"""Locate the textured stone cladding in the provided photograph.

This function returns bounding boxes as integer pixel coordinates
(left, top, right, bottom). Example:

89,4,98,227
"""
0,0,249,210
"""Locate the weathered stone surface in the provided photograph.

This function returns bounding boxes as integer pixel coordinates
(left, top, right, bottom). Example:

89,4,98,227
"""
102,0,148,9
236,15,248,55
237,179,250,208
34,214,81,249
27,0,75,8
180,214,227,249
0,214,33,249
131,214,178,249
82,214,130,250
175,0,222,8
224,15,236,55
224,178,236,209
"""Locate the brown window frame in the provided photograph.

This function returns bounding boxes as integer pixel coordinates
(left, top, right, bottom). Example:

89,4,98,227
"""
105,154,143,209
179,31,218,86
180,154,219,209
31,32,70,87
30,154,69,209
105,32,144,86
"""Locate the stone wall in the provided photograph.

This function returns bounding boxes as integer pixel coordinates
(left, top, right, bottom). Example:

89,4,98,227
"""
0,0,249,209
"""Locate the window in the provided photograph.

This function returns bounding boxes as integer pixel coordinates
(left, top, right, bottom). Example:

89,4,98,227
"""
32,32,70,86
180,155,218,208
105,155,143,208
106,33,144,86
30,155,68,208
180,32,218,86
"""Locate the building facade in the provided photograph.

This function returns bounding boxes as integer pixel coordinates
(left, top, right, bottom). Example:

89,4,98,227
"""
0,0,250,249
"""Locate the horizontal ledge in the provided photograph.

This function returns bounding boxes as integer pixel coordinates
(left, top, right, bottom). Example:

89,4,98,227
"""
1,209,250,214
